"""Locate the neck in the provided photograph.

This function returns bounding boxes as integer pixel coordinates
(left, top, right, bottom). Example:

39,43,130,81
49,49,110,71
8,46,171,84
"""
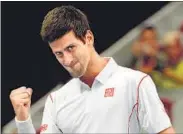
80,50,108,87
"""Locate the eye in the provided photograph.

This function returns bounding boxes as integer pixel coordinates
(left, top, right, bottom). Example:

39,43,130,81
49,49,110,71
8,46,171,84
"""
55,52,63,57
66,45,75,52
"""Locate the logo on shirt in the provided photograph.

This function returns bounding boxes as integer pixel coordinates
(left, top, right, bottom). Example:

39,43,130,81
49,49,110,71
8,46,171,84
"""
104,88,114,97
39,124,48,133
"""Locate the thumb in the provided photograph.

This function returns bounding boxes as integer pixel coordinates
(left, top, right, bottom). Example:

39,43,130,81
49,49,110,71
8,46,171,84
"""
26,88,33,96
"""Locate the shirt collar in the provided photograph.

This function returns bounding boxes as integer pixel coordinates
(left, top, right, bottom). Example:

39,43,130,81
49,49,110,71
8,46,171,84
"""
77,57,118,89
95,57,118,84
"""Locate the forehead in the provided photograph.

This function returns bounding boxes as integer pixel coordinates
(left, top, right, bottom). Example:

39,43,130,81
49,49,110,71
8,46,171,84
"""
49,31,82,51
143,29,155,34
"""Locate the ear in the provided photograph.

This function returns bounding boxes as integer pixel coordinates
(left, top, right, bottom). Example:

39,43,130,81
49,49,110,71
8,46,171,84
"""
85,30,94,46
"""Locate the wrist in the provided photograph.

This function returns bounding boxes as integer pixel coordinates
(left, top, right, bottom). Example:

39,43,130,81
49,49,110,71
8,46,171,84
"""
15,114,29,121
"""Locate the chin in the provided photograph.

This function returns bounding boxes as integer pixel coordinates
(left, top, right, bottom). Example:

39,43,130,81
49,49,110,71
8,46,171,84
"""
69,66,87,78
70,72,84,78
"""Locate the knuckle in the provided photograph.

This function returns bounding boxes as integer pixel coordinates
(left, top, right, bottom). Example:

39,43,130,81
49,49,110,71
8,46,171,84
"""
10,95,15,101
9,93,12,99
10,90,15,96
19,86,26,90
11,97,17,103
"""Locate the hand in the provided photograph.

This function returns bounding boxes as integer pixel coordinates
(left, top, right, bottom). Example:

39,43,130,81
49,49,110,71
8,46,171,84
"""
9,86,33,121
142,45,152,54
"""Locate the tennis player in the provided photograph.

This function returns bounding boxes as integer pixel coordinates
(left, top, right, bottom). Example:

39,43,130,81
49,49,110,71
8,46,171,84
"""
10,5,175,134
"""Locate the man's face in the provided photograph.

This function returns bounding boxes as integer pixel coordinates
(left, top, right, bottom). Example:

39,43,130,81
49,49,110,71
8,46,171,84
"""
49,30,93,78
165,38,182,60
141,29,157,41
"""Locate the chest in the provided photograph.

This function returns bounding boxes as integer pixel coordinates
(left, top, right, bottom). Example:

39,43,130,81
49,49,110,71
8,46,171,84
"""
55,82,134,133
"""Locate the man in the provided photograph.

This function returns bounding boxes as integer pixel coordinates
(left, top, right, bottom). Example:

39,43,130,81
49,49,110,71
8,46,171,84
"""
151,31,183,90
131,25,160,73
10,5,175,133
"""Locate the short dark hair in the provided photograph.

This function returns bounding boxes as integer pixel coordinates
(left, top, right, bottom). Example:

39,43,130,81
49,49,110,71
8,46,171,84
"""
141,24,156,33
40,5,91,43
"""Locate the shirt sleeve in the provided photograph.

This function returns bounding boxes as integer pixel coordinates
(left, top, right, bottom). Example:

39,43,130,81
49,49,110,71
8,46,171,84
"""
15,115,36,133
15,93,62,134
138,75,172,133
39,93,62,133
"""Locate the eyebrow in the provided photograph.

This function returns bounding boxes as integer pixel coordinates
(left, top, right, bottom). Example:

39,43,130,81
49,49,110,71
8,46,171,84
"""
64,44,74,49
54,44,74,53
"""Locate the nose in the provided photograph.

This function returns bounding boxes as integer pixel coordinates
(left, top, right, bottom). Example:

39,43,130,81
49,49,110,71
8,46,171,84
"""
62,53,74,67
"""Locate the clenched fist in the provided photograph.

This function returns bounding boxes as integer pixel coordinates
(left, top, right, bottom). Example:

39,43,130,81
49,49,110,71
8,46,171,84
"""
9,86,33,121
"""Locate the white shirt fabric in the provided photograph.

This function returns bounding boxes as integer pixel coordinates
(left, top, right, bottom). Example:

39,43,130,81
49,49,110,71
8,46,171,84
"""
15,57,171,133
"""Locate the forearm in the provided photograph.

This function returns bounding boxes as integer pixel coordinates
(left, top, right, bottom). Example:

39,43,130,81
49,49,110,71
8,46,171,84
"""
158,126,175,134
163,68,183,84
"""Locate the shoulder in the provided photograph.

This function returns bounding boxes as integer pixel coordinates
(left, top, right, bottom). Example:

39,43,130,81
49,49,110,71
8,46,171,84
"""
115,66,150,97
116,66,148,83
45,78,79,104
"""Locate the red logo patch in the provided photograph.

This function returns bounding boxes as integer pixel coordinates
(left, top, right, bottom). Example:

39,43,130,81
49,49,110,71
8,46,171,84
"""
39,124,48,132
104,88,114,97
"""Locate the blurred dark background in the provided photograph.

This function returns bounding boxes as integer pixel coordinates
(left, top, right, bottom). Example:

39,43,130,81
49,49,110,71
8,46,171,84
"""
1,1,169,127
